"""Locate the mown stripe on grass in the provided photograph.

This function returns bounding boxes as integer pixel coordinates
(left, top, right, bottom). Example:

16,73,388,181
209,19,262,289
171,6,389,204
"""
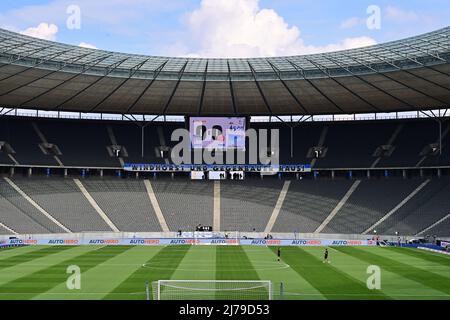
216,246,260,280
0,246,46,260
0,246,132,300
271,247,389,300
243,246,325,300
105,245,190,300
335,247,450,295
33,246,162,300
389,247,450,267
0,247,18,253
0,246,73,271
216,246,262,300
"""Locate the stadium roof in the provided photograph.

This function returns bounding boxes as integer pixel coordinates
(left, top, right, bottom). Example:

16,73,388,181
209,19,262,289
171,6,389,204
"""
0,27,449,116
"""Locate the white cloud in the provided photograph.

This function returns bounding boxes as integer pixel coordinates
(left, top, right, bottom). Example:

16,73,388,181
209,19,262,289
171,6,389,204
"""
311,36,377,53
79,42,97,49
179,0,376,58
385,6,419,23
340,17,364,29
20,22,58,41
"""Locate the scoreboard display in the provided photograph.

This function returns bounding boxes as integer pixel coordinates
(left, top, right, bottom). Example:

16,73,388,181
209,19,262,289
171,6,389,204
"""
189,117,246,150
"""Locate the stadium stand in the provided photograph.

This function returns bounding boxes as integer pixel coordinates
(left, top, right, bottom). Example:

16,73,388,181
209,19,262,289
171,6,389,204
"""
272,179,353,233
0,175,448,236
0,26,449,240
322,178,425,234
0,118,58,166
10,178,112,232
0,192,50,234
376,177,450,236
151,179,214,231
376,120,444,168
38,119,120,167
0,223,12,235
220,178,284,232
1,116,449,168
425,216,450,236
82,179,162,232
0,178,66,233
313,122,398,168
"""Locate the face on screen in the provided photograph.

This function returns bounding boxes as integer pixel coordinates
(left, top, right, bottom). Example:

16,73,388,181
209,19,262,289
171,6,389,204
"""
190,117,246,150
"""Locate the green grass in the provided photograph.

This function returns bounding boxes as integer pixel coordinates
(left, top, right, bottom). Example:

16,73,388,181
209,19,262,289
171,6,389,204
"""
0,245,449,300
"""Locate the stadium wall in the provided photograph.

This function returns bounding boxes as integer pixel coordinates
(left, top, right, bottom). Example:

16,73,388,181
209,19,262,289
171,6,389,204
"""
0,231,436,245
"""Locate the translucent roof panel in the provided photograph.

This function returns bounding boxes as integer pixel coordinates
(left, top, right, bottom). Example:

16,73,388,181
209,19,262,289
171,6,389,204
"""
0,26,448,79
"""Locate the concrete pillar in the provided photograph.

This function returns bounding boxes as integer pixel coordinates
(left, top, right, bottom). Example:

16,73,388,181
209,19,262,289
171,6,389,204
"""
171,172,174,180
331,170,335,180
403,169,407,179
9,167,14,177
437,168,441,178
420,169,424,178
27,167,32,177
136,172,139,179
64,168,68,177
367,170,371,179
99,169,104,177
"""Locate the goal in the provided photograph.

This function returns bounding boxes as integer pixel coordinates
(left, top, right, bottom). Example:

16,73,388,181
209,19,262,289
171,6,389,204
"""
151,280,272,300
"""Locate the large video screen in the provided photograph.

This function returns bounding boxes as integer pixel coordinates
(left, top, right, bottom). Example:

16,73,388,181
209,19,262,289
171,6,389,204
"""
189,117,246,150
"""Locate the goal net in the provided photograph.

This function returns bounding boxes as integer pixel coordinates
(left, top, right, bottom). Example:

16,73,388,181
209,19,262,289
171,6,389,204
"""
151,280,272,300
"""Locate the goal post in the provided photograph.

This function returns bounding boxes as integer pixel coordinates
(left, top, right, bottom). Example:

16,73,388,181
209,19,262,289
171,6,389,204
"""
151,280,273,300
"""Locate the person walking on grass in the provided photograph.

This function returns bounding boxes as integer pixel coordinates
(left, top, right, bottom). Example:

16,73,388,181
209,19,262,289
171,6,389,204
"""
323,248,330,263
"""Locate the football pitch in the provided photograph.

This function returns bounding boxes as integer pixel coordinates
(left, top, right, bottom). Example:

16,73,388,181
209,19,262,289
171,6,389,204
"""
0,245,449,300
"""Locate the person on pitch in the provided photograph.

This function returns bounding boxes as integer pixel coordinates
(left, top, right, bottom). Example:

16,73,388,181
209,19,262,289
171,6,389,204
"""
323,248,330,263
277,247,281,262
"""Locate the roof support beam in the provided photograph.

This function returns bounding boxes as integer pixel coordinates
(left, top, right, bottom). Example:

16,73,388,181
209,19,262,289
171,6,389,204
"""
266,60,309,114
88,58,153,113
418,37,449,52
126,60,169,114
248,61,273,115
0,49,83,94
324,54,429,111
349,53,450,107
12,53,112,108
54,57,131,111
0,108,15,118
365,50,450,92
9,44,58,62
286,58,345,113
161,61,189,115
0,39,39,67
304,57,382,113
197,61,209,116
227,61,238,115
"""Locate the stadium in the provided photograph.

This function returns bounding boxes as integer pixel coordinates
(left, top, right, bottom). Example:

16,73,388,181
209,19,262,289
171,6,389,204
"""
0,4,449,303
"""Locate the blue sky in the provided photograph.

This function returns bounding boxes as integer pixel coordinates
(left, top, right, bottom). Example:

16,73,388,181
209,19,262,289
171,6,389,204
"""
0,0,449,58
